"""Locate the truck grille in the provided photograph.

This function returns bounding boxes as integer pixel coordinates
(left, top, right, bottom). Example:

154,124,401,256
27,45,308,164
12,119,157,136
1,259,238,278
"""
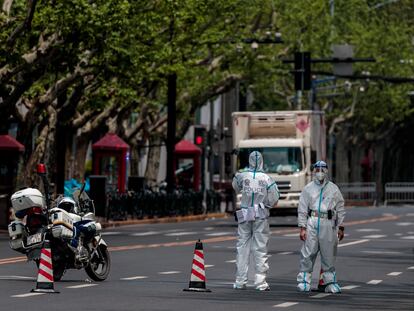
276,181,291,192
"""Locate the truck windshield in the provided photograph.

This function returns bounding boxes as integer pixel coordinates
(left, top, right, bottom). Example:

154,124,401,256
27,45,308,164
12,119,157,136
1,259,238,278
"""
238,147,302,174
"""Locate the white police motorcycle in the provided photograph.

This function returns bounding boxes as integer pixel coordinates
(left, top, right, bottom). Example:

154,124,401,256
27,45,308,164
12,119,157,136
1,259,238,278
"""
7,164,110,281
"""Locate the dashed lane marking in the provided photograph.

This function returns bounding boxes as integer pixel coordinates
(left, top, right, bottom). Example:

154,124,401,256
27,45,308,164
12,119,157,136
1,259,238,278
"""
204,227,215,231
164,232,197,237
342,285,360,290
401,236,414,239
408,266,414,270
205,232,232,237
130,231,160,236
361,235,387,239
283,233,298,237
205,264,215,268
67,284,98,289
273,302,299,308
338,239,370,247
101,232,122,236
394,233,403,236
405,213,414,217
121,276,148,280
396,222,413,226
356,228,381,232
367,280,382,285
158,271,181,275
278,252,293,255
226,260,237,263
311,293,331,298
11,293,45,298
387,272,402,276
0,275,35,280
362,250,402,255
407,231,414,234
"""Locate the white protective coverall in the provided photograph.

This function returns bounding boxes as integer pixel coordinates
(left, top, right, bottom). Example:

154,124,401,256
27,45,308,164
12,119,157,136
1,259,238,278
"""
296,168,345,293
232,151,279,290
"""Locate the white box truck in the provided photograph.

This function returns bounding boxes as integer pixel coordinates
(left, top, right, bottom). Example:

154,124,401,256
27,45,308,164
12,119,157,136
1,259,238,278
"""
232,110,326,210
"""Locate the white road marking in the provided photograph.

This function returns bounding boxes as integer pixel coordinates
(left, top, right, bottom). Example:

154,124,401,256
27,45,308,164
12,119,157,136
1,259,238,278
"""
227,246,236,249
165,232,197,236
342,285,360,290
283,233,298,237
12,293,45,298
363,251,402,255
338,239,370,247
311,293,331,298
205,232,232,237
356,228,381,232
401,236,414,239
367,280,382,285
131,231,160,236
394,233,403,236
362,235,387,239
0,275,35,280
226,259,237,263
278,252,293,255
204,227,215,231
407,266,414,270
387,272,402,276
101,232,122,236
165,229,185,232
67,284,98,289
121,276,148,280
158,271,181,275
405,213,414,217
205,264,215,268
396,222,413,226
407,231,414,234
273,302,299,308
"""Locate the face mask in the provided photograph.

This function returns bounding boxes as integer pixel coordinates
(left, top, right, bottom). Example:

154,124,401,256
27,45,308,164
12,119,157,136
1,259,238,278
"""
315,172,325,181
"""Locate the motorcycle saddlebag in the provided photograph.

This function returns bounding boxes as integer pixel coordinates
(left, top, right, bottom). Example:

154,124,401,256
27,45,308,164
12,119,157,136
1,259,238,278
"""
8,220,27,252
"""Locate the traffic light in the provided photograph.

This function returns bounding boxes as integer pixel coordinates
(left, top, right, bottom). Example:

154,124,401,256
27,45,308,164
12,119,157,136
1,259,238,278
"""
194,126,207,148
294,52,311,90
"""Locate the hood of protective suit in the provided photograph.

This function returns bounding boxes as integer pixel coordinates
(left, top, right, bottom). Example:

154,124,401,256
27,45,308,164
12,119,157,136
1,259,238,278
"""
249,151,264,171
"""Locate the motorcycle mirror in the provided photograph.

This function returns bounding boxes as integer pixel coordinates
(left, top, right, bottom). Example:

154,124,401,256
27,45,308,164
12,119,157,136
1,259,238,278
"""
80,181,86,196
37,163,46,174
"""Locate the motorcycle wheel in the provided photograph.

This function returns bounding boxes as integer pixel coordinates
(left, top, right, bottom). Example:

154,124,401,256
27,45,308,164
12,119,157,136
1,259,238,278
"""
34,259,66,281
85,245,110,281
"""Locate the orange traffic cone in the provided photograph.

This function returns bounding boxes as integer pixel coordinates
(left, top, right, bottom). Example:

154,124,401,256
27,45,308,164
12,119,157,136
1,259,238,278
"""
183,240,211,292
32,240,59,293
317,269,326,292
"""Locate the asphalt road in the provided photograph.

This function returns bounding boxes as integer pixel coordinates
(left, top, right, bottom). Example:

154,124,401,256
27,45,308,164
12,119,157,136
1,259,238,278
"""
0,205,413,311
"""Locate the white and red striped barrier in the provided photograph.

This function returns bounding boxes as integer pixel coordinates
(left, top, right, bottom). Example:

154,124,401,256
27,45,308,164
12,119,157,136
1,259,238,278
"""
183,239,211,292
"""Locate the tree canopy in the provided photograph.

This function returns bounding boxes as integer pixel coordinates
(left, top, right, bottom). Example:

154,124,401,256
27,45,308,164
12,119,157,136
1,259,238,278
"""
1,0,413,185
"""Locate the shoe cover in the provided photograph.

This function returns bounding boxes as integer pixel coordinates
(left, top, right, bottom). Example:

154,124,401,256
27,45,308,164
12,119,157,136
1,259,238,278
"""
233,283,247,290
325,283,341,293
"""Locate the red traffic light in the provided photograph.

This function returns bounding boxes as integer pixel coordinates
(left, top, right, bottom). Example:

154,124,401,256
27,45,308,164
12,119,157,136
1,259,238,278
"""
37,163,46,174
195,136,203,145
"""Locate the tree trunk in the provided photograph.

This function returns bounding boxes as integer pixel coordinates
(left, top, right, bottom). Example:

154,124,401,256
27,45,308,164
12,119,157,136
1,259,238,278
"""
145,136,162,187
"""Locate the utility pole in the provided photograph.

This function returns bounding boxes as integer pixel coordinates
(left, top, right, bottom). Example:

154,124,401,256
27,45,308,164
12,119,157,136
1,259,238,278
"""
166,73,177,193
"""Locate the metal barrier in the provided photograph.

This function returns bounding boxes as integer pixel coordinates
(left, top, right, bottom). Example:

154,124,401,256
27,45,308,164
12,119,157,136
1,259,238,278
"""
337,182,377,206
106,189,204,220
384,182,414,205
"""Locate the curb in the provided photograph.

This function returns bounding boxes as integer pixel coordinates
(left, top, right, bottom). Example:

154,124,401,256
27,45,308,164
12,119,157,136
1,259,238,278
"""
101,212,229,228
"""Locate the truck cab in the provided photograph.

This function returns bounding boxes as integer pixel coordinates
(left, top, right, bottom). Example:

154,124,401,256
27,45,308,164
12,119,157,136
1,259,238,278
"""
232,111,326,211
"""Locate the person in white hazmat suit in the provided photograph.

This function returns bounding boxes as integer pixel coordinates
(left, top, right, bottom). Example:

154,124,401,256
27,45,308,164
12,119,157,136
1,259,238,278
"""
232,151,280,291
297,160,345,293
